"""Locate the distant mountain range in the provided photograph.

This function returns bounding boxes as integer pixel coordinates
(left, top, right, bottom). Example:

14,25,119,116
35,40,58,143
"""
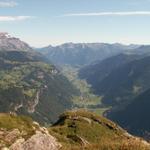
37,43,139,67
0,33,79,124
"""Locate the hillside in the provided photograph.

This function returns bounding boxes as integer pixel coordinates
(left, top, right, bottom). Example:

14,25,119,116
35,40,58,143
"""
1,110,150,150
79,54,150,107
49,110,150,150
38,43,138,67
0,34,79,124
108,88,150,140
79,52,150,139
97,55,150,106
79,53,141,88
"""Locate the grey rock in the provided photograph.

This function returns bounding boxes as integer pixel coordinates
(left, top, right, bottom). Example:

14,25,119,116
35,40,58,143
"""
10,131,61,150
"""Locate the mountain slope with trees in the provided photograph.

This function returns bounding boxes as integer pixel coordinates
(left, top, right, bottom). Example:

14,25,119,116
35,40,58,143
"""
79,54,150,106
108,88,150,139
0,33,79,124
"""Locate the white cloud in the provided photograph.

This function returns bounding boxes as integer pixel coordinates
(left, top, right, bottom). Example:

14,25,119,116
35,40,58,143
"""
0,16,33,22
61,11,150,17
0,1,18,7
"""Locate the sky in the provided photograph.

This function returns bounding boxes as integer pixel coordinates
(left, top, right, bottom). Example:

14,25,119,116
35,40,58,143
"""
1,0,150,47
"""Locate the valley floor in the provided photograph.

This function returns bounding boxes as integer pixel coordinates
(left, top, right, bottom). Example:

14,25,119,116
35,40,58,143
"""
61,65,109,115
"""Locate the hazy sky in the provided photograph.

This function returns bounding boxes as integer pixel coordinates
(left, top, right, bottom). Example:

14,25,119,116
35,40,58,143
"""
0,0,150,47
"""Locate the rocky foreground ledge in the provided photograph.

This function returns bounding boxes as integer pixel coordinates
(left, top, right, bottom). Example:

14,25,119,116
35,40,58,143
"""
0,111,150,150
0,114,61,150
9,131,61,150
1,126,61,150
1,127,61,150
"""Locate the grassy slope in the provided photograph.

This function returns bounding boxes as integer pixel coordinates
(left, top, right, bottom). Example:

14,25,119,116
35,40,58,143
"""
0,111,149,150
49,110,150,150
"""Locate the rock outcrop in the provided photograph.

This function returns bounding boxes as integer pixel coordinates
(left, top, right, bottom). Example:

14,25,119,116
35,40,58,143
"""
10,131,61,150
0,32,32,51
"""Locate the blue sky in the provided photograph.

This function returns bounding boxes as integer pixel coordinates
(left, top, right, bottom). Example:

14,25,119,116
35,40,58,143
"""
1,0,150,47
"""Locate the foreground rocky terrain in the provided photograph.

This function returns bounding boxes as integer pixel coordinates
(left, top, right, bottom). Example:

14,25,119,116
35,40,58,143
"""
0,110,150,150
0,113,61,150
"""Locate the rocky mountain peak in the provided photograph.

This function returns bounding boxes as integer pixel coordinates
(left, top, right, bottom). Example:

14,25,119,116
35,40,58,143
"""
0,32,11,38
0,32,32,51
